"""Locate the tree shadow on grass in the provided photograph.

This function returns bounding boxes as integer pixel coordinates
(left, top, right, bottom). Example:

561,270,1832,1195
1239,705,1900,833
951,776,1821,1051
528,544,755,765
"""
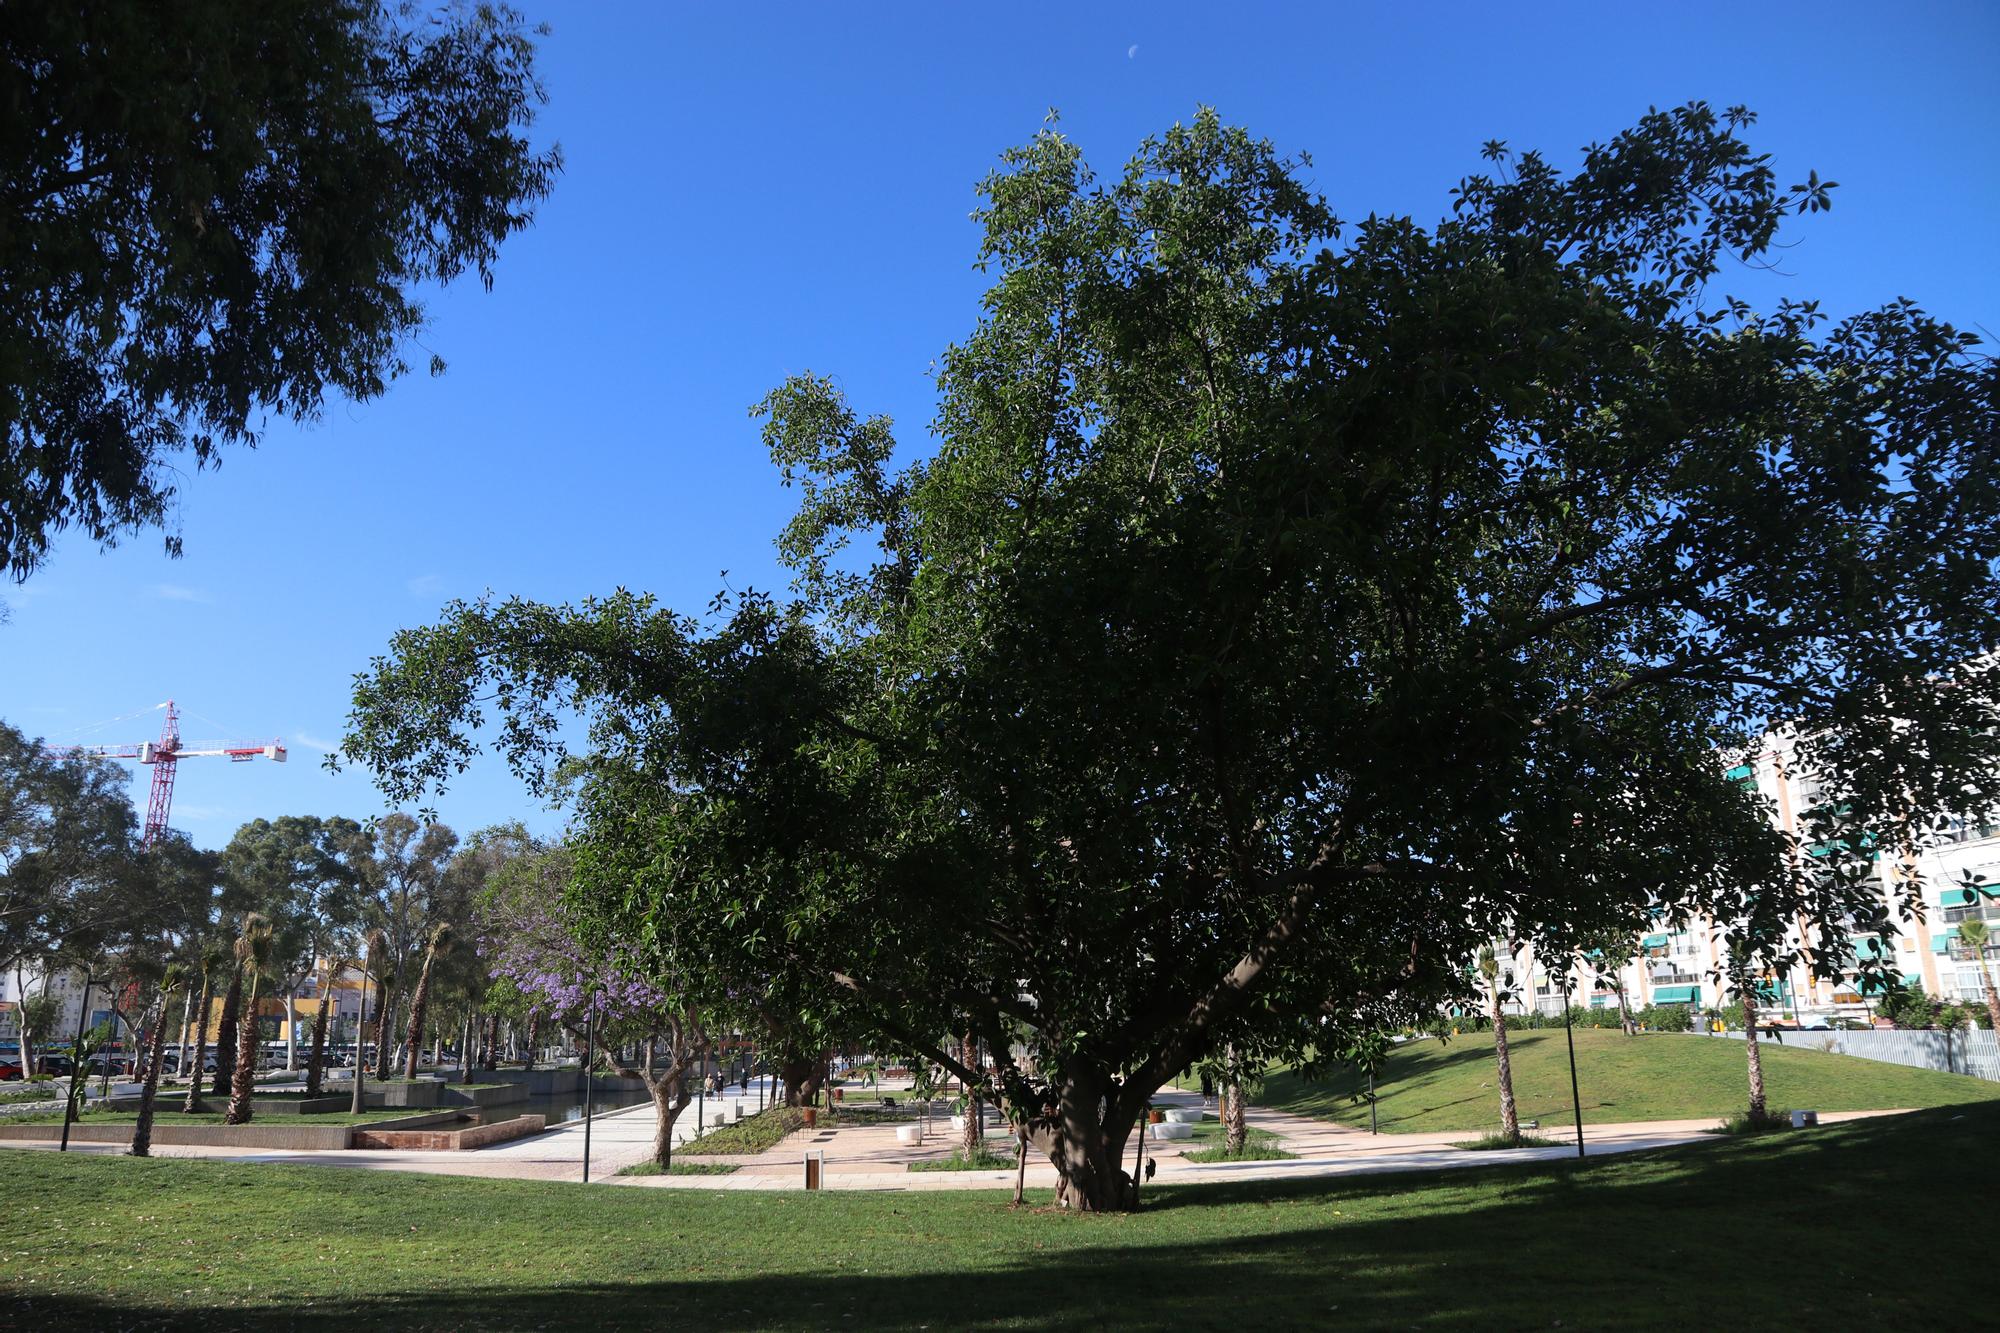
8,1107,1993,1331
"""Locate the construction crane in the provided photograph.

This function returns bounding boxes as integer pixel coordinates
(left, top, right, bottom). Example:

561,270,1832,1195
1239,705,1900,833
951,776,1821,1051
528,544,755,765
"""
44,701,286,846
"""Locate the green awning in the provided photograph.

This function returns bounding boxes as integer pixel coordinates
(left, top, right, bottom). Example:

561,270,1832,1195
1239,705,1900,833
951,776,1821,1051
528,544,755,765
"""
1724,764,1753,782
1852,937,1886,960
1642,933,1671,949
1651,985,1700,1004
1933,930,1961,954
1754,981,1792,1001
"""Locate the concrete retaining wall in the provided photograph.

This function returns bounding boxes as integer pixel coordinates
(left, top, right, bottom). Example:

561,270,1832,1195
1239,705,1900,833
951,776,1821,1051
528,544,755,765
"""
0,1120,356,1150
367,1080,445,1108
438,1083,527,1108
0,1108,465,1151
483,1067,579,1095
1711,1027,1999,1081
105,1095,350,1116
351,1113,547,1151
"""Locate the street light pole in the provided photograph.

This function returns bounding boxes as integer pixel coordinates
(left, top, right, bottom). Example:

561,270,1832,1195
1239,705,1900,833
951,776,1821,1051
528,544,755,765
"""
581,1000,595,1183
1561,971,1585,1160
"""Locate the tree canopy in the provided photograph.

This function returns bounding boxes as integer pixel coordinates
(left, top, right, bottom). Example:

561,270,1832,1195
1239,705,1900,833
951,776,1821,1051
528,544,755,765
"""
0,0,560,579
340,104,2000,1210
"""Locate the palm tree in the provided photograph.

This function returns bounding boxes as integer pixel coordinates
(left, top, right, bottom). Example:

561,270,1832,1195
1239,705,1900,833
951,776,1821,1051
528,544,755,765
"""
303,945,354,1097
1732,951,1769,1125
402,923,454,1080
1959,920,2000,1037
209,959,242,1099
130,963,187,1157
1479,944,1521,1144
225,914,278,1125
350,928,387,1115
181,938,228,1114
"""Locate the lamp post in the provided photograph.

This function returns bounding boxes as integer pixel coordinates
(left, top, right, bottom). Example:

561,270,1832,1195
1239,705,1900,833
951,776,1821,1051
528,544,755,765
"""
1561,970,1585,1159
581,999,595,1183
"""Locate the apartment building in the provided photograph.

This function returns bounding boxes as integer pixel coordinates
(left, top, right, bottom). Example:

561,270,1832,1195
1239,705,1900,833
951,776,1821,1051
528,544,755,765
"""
1486,736,1999,1023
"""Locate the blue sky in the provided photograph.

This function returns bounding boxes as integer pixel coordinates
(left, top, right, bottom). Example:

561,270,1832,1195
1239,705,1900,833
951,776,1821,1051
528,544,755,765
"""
5,1,1997,849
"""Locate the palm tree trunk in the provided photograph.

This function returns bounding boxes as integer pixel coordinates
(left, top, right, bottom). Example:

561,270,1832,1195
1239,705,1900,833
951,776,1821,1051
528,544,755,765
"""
481,1013,499,1070
283,986,297,1071
175,982,195,1085
523,1013,538,1072
373,984,396,1081
1742,980,1767,1121
226,977,262,1124
1491,978,1520,1142
129,999,171,1157
210,969,241,1097
460,1014,475,1084
181,974,212,1114
960,1033,981,1154
402,949,440,1080
1223,1043,1247,1154
1977,953,2000,1038
305,979,335,1097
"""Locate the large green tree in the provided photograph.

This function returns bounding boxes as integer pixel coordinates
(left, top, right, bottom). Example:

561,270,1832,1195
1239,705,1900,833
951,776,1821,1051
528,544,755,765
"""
0,0,560,580
342,106,2000,1210
218,815,367,1080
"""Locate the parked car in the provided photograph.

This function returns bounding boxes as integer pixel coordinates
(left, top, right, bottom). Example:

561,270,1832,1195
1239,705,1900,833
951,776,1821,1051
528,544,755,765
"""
0,1060,23,1080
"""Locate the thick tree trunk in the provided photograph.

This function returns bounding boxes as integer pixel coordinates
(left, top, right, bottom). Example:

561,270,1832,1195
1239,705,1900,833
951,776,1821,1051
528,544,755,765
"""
129,1001,170,1157
523,1013,539,1072
305,982,334,1097
211,969,242,1097
1614,979,1636,1037
1742,982,1767,1121
1016,1067,1143,1212
649,1078,686,1169
481,1013,499,1070
283,986,297,1070
181,975,212,1114
461,1015,476,1084
225,980,262,1124
1491,978,1520,1142
780,1052,815,1108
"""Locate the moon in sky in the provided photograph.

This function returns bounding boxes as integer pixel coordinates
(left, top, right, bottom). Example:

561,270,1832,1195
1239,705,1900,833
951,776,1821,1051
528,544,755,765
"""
1127,44,1138,59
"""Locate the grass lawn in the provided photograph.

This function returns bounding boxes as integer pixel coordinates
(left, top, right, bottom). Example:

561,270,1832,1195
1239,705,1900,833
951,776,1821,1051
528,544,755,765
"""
1179,1121,1295,1162
3,1103,1994,1328
909,1146,1018,1171
676,1107,807,1155
618,1160,739,1177
1260,1028,2000,1133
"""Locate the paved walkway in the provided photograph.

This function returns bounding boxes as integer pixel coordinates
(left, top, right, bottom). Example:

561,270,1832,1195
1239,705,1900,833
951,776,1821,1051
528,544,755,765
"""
1,1085,1909,1192
611,1090,1907,1192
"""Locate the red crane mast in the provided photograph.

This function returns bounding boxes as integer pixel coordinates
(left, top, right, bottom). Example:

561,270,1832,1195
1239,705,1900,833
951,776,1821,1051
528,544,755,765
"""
44,701,287,846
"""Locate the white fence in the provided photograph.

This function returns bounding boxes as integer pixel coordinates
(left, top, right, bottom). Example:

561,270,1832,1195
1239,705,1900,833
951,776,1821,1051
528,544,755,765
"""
1708,1027,2000,1082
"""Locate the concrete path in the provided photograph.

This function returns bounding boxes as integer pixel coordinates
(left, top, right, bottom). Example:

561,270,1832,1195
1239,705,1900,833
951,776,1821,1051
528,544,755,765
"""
0,1084,1909,1193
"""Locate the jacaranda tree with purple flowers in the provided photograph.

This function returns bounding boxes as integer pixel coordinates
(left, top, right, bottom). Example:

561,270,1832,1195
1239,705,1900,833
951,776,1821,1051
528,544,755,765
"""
474,834,710,1168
